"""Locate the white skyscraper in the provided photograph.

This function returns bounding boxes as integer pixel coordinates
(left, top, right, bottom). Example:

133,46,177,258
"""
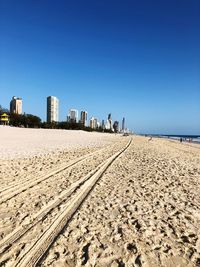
90,117,98,129
104,113,114,131
10,96,22,114
47,96,59,123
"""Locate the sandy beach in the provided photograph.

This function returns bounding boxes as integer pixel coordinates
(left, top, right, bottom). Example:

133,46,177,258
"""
0,126,118,159
0,127,200,267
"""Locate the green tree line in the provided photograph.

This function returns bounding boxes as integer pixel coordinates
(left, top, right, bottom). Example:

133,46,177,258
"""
0,107,113,132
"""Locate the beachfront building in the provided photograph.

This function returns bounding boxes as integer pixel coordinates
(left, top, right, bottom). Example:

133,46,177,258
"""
102,119,105,130
47,96,59,123
80,111,88,126
122,117,125,132
67,109,78,123
0,113,9,125
113,121,119,133
90,117,98,129
105,113,113,131
105,120,110,130
10,96,22,114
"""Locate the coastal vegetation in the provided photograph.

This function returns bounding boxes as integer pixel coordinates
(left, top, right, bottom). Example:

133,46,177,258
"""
0,107,113,132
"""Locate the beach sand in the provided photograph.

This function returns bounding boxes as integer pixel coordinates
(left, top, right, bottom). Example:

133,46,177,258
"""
0,127,200,267
0,126,117,159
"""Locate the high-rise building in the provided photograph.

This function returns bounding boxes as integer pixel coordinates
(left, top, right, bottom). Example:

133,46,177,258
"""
68,109,78,123
47,96,59,123
102,119,105,130
80,111,88,126
113,121,119,133
108,113,112,130
10,96,22,114
66,115,70,122
90,117,97,129
105,113,113,130
122,117,125,131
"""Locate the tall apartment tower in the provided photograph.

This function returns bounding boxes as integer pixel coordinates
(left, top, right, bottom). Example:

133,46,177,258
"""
47,96,59,123
105,113,113,130
80,111,88,126
10,96,22,114
113,121,119,133
90,117,97,129
122,117,125,131
102,119,105,129
68,109,78,123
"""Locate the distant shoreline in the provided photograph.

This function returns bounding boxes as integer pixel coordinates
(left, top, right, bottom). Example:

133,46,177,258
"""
140,134,200,145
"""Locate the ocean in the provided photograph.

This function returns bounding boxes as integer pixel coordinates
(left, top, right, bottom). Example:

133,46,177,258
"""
158,135,200,144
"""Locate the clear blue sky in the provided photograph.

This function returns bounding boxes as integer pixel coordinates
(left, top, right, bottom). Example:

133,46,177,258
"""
0,0,199,134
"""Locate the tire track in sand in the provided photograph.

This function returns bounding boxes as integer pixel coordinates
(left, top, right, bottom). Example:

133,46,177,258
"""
0,162,103,255
9,138,131,267
0,145,114,204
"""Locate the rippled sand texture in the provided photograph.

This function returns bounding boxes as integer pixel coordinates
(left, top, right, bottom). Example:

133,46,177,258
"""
0,130,200,267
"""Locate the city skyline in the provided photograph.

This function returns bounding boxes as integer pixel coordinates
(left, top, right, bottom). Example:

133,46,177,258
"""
4,94,126,130
3,94,128,132
0,1,200,134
